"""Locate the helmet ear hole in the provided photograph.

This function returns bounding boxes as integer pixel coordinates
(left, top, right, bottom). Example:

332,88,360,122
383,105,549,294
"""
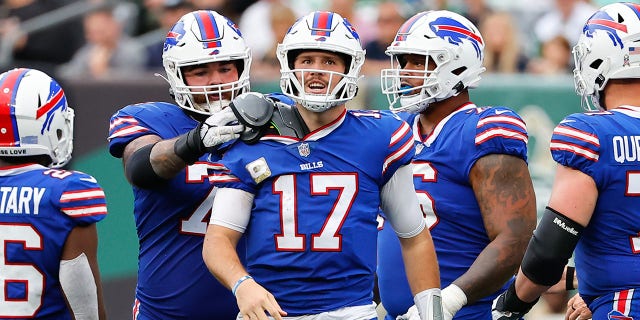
590,59,603,70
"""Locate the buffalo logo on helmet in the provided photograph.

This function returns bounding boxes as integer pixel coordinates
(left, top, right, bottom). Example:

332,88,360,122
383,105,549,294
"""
583,10,627,48
164,20,186,52
430,17,483,59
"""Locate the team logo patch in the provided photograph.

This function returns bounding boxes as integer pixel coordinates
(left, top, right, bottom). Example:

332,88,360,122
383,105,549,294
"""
298,143,311,157
246,157,271,184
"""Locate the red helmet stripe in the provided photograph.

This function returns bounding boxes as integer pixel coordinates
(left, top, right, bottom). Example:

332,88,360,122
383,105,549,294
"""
0,69,28,146
311,11,333,36
196,11,221,49
588,19,628,33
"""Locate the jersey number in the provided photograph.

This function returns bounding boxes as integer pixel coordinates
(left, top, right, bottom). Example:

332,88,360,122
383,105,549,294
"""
180,163,215,236
273,173,357,251
0,224,44,317
413,161,439,229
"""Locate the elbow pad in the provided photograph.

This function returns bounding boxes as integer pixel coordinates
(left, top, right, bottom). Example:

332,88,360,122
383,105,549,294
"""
521,207,584,286
125,143,169,189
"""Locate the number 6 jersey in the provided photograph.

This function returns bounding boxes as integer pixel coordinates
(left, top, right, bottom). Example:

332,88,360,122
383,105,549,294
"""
377,103,528,318
0,164,106,319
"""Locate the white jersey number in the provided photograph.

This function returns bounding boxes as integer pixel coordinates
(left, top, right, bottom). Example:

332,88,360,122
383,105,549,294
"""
412,161,439,229
274,173,357,251
0,224,44,317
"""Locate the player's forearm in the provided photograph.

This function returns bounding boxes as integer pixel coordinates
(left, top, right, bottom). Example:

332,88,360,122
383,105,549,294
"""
203,227,248,291
150,138,192,178
398,228,440,294
453,233,526,303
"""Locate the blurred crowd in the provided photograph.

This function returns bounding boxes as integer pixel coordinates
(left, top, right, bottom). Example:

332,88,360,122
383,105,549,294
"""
0,0,618,82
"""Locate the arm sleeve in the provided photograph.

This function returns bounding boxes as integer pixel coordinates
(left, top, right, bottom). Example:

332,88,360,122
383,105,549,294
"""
209,187,254,233
59,253,98,320
381,164,426,238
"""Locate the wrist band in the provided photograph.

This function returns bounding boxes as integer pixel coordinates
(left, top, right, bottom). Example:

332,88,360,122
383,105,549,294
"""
232,275,253,296
566,266,576,291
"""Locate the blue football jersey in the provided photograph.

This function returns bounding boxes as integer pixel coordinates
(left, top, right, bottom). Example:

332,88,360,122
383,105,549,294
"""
214,109,415,316
377,103,528,319
550,106,640,313
108,102,239,319
0,164,106,319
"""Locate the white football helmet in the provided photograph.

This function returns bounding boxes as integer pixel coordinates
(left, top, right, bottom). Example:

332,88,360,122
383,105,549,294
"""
573,2,640,111
0,68,74,168
276,11,365,112
381,10,485,113
162,10,251,115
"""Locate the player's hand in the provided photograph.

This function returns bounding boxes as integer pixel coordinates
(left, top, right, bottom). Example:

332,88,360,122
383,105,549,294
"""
396,305,420,320
235,278,287,320
566,294,591,320
199,107,244,149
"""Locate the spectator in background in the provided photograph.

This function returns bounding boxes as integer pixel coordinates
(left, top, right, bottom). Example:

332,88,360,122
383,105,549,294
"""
58,5,147,79
362,1,406,77
239,0,295,64
461,0,492,27
0,0,84,75
480,11,528,73
534,0,596,46
250,1,296,81
145,0,195,71
526,35,572,75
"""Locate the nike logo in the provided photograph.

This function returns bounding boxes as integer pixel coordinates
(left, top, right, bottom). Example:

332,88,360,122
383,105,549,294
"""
495,110,510,115
560,119,575,124
80,176,98,183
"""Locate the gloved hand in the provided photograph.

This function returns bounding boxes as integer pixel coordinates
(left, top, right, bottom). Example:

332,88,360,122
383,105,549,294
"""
491,282,537,320
396,305,420,320
174,107,244,164
199,107,244,148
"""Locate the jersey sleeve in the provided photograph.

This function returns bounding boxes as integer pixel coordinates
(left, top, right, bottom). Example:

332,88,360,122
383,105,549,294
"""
474,107,528,161
59,171,108,226
550,114,600,176
381,115,415,183
107,103,162,158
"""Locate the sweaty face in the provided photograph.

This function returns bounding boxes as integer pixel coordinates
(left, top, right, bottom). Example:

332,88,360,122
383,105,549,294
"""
182,61,240,105
292,51,347,95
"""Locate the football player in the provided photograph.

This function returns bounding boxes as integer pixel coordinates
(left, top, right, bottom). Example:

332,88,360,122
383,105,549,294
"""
493,3,640,319
377,10,537,319
107,10,248,319
0,68,107,319
203,10,443,320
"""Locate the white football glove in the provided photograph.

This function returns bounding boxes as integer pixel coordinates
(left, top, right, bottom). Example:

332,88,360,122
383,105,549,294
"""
199,107,244,148
174,107,244,164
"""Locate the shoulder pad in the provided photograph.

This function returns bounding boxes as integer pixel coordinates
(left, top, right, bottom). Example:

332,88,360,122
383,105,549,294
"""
269,103,310,138
229,92,275,144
